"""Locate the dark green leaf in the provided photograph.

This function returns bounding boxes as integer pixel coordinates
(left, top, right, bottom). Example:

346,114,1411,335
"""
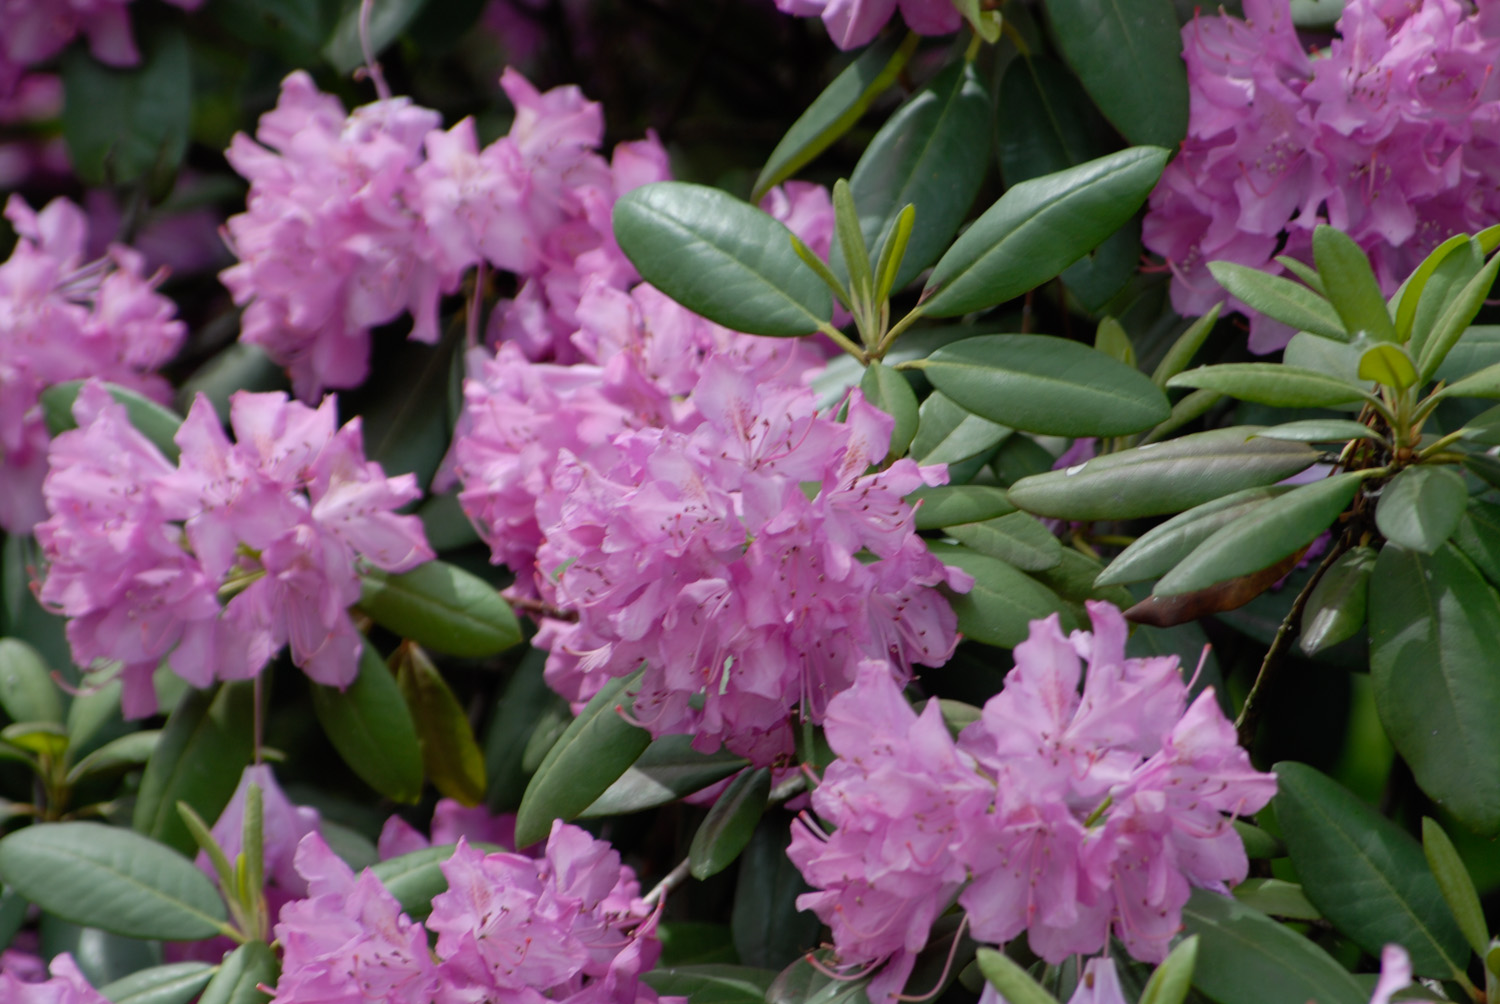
645,965,778,1004
483,650,560,811
1029,548,1133,616
515,671,651,848
1314,226,1397,343
1395,234,1471,344
1299,545,1376,655
134,682,254,856
1417,251,1500,380
767,955,871,1004
974,948,1055,1004
690,767,771,880
0,823,225,940
1438,359,1500,400
921,147,1169,317
1207,263,1348,342
311,640,423,804
1096,487,1287,587
1422,817,1489,958
842,59,991,291
1451,498,1500,586
1231,879,1320,921
1274,762,1469,980
910,392,1010,465
1166,364,1369,408
613,183,831,336
369,843,468,917
1154,472,1363,595
1374,466,1467,555
210,0,334,65
1061,219,1142,313
1006,427,1318,521
41,381,183,462
753,35,915,200
196,940,276,1004
359,560,520,658
62,26,191,189
732,819,821,969
394,643,486,806
927,542,1072,647
1234,819,1285,859
1370,544,1500,834
945,513,1063,572
39,920,162,989
1433,325,1500,384
860,364,919,460
0,638,63,725
101,962,216,1004
908,485,1016,530
582,735,747,816
997,55,1108,186
66,730,161,785
324,0,430,72
1412,239,1485,371
1253,419,1383,444
1181,888,1366,1004
921,334,1169,437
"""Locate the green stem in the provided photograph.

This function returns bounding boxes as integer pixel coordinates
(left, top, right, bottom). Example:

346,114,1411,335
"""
820,322,868,365
1417,430,1467,460
873,304,926,359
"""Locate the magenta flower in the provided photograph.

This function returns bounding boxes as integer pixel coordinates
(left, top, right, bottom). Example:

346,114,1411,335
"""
36,383,432,717
0,953,109,1004
773,0,964,50
0,0,202,98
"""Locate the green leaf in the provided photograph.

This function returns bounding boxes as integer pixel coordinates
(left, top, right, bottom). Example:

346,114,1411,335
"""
1031,548,1133,618
1452,498,1500,586
842,59,992,292
41,380,184,462
1314,226,1397,343
1139,935,1199,1004
975,948,1056,1004
100,962,216,1004
582,734,747,816
766,955,872,1004
1006,426,1318,521
645,965,778,1004
2,721,66,758
613,183,832,336
369,842,469,917
833,179,872,301
753,34,915,200
732,819,822,969
1166,363,1370,408
1370,544,1500,834
134,682,254,857
690,767,771,880
311,640,423,804
1395,233,1471,343
997,55,1109,186
1274,761,1470,980
66,730,162,785
921,147,1169,317
1412,239,1485,369
515,671,651,848
0,822,226,941
1299,545,1376,655
1231,879,1321,921
1154,472,1364,595
1422,817,1489,958
1438,359,1500,400
1253,419,1384,444
908,485,1016,530
323,0,430,72
920,334,1169,437
1358,343,1418,390
1041,0,1187,146
860,364,919,460
1181,888,1366,1004
1095,487,1287,587
394,643,486,806
910,392,1010,465
40,921,163,989
1417,251,1500,380
1235,819,1285,859
0,638,63,725
926,542,1072,647
1207,263,1348,342
1284,329,1363,385
1434,325,1500,384
945,513,1063,572
873,204,917,305
1094,317,1135,368
482,650,559,811
359,560,520,658
1375,466,1468,555
61,25,191,189
196,940,276,1004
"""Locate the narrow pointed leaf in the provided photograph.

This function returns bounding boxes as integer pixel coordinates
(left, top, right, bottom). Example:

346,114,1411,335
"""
1314,226,1397,343
1007,427,1318,521
753,34,915,200
908,485,1016,530
1412,239,1485,368
0,638,63,725
394,643,486,806
100,962,215,1004
66,730,162,785
860,363,919,460
1094,317,1135,367
1253,419,1383,444
922,147,1169,316
926,542,1072,647
1166,363,1370,408
1207,263,1348,342
1154,472,1363,596
833,179,872,300
945,512,1063,572
1096,487,1287,587
975,948,1056,1004
1375,466,1467,555
1422,817,1489,958
1299,545,1376,655
1139,935,1198,1004
613,183,831,336
1395,233,1470,343
1370,544,1500,834
515,670,651,848
0,822,226,940
921,334,1169,437
1274,762,1469,980
1439,359,1500,400
582,734,747,817
690,767,772,880
196,940,276,1004
359,560,520,658
873,204,916,305
910,392,1009,465
311,640,423,804
1232,879,1321,921
1417,251,1500,380
646,965,778,1004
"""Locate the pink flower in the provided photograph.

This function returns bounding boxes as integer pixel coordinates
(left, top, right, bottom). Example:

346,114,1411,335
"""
773,0,964,49
0,953,109,1004
377,799,519,859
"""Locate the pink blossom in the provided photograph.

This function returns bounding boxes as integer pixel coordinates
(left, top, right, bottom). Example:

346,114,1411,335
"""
0,0,202,98
773,0,964,49
0,953,109,1004
377,799,519,859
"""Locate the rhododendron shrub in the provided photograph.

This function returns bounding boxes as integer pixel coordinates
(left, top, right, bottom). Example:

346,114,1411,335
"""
0,3,1496,1004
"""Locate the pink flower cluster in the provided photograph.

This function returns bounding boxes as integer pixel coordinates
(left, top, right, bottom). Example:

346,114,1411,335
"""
1144,0,1500,351
772,0,963,50
35,383,432,717
0,0,202,97
454,264,965,764
271,821,667,1004
221,68,669,399
789,603,1276,1002
0,953,108,1004
0,195,185,533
